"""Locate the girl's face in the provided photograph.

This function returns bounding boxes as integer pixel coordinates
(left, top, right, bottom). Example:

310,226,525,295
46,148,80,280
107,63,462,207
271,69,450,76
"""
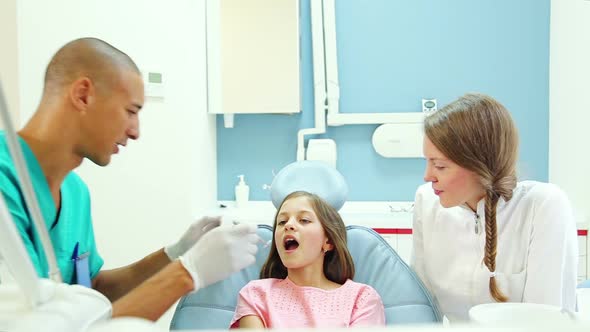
274,196,333,271
423,137,485,210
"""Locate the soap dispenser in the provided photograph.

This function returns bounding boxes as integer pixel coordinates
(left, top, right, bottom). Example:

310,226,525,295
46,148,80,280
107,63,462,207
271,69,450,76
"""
235,175,249,208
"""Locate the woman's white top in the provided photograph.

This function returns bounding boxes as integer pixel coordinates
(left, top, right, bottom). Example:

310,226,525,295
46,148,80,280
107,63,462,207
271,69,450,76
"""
411,181,578,321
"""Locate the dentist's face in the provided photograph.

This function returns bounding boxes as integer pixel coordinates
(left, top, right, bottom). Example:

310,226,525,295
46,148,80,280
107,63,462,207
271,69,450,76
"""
423,137,484,210
274,196,331,271
78,70,144,166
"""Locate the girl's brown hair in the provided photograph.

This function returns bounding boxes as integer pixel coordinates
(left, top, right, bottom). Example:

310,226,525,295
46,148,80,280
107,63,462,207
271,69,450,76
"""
259,191,355,284
424,93,518,302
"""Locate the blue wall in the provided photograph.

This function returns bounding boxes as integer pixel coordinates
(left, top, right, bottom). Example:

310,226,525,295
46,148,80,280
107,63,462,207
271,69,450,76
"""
217,0,550,201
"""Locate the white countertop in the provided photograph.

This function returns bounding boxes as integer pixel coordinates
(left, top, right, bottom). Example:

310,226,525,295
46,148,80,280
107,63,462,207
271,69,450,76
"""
208,201,414,229
206,201,589,231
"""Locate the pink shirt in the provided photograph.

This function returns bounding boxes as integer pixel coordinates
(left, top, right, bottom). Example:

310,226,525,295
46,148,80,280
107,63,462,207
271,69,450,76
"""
230,278,385,328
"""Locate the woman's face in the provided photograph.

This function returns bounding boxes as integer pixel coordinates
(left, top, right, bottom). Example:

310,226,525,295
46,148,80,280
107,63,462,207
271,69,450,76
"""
423,137,485,210
274,196,332,271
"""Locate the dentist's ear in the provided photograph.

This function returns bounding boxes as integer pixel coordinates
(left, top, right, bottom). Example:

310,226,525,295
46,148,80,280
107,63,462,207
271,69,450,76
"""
70,77,94,111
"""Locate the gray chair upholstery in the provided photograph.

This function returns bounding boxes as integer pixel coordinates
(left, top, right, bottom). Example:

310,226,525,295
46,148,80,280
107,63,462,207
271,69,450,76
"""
170,225,441,329
170,225,274,330
346,225,441,324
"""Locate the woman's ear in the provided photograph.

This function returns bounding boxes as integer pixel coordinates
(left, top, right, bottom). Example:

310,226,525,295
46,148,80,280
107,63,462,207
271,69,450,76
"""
323,239,334,252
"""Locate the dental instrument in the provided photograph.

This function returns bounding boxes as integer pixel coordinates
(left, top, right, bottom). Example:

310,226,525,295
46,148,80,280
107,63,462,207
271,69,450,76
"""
231,220,270,247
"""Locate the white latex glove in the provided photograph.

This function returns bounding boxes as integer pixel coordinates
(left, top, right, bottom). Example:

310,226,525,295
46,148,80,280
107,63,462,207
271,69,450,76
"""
164,216,222,260
179,223,259,290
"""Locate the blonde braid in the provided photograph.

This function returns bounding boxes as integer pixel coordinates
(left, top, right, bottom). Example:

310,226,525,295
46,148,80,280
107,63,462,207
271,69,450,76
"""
483,189,508,302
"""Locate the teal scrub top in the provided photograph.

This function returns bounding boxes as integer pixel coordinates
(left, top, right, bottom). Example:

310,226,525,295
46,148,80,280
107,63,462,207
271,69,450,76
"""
0,132,103,284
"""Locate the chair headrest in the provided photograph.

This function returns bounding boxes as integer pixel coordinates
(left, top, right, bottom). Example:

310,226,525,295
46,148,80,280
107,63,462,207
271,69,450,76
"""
270,161,348,211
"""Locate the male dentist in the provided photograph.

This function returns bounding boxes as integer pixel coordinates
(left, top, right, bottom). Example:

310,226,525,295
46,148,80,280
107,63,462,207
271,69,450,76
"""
0,37,258,320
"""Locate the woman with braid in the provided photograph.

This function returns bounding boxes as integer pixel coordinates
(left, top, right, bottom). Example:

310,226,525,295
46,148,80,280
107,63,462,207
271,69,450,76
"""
411,93,578,321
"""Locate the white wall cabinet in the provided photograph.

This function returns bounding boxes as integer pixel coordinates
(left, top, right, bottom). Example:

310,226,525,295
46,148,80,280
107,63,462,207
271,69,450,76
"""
206,0,301,115
377,233,412,264
579,234,588,284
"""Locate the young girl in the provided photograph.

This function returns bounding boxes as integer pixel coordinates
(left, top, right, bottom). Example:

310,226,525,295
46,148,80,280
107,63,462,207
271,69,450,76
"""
230,191,385,328
412,93,578,321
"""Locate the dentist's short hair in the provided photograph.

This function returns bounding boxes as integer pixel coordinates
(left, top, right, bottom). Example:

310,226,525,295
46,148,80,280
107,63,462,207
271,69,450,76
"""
43,37,140,96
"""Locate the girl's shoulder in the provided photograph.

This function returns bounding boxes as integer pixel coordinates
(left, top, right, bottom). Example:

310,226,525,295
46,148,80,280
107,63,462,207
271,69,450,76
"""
341,280,381,297
241,278,285,292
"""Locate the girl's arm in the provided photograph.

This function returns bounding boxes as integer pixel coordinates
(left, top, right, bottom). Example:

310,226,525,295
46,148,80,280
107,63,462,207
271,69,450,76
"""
350,286,386,326
231,282,268,328
236,315,265,329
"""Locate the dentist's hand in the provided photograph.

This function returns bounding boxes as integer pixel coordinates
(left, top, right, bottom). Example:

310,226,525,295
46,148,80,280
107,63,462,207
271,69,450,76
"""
179,223,259,290
164,216,222,260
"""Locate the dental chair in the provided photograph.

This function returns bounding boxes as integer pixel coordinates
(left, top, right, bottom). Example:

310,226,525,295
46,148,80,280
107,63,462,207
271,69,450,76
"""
169,161,441,329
